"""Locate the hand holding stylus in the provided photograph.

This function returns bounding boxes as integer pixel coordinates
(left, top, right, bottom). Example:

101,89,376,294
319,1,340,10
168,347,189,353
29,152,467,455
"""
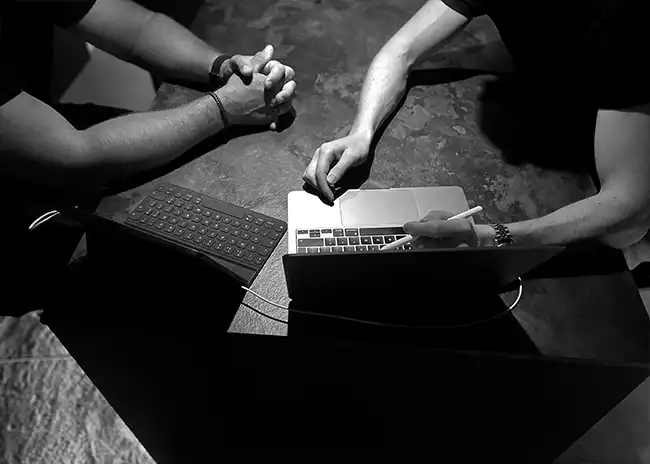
381,206,483,251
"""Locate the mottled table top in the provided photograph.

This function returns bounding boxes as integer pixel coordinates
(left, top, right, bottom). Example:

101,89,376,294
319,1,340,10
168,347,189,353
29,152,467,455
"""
93,0,650,365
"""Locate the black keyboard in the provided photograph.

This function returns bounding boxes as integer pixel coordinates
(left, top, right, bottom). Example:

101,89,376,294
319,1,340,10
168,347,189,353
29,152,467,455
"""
125,182,287,271
295,227,414,254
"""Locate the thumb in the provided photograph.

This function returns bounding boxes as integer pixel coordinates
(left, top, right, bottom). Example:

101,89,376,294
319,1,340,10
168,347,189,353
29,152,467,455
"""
326,151,357,185
255,44,274,66
403,220,434,237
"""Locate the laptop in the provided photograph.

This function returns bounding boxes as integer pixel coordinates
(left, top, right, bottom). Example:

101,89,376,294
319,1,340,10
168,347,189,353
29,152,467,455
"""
283,187,563,318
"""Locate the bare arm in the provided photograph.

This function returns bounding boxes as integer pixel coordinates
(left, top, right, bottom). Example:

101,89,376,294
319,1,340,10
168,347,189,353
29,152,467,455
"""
474,105,650,248
0,91,224,192
351,0,469,139
70,0,220,86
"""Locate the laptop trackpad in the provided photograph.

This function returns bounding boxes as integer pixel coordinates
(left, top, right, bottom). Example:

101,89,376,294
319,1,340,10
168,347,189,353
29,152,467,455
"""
340,190,419,226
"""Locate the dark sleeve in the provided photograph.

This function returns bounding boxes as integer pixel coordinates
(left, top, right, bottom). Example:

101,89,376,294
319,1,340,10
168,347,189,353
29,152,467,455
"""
440,0,488,18
0,74,21,107
50,0,98,28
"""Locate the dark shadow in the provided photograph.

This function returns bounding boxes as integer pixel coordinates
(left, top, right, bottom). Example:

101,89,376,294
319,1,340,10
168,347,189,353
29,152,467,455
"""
474,72,600,185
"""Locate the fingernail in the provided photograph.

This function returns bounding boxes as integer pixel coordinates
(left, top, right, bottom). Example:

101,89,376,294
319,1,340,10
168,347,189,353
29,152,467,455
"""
243,66,251,73
326,174,335,185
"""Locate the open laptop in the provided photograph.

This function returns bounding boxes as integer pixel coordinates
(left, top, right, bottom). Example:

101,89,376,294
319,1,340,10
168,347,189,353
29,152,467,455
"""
284,187,563,317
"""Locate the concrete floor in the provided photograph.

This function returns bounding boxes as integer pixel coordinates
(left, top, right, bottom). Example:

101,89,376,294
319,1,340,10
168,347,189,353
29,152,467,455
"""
3,0,647,462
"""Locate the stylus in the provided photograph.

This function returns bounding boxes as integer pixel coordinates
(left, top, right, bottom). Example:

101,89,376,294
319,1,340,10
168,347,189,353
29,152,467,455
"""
380,206,483,251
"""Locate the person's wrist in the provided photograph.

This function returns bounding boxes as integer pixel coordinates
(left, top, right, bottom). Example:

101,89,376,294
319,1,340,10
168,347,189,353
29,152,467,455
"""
474,224,496,247
210,89,234,129
349,125,374,145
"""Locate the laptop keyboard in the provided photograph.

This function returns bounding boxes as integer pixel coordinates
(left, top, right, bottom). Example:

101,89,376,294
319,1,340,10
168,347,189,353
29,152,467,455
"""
296,227,414,254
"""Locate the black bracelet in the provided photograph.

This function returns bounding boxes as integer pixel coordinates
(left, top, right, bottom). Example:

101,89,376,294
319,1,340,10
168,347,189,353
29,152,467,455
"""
209,54,233,86
208,91,229,129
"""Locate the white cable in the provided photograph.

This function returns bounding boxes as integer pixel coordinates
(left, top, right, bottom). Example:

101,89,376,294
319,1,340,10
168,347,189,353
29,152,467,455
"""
28,210,60,231
241,277,524,329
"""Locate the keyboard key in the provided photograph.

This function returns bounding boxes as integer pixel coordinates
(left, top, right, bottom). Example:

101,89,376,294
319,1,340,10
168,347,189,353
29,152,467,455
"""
309,230,321,238
174,228,184,236
145,207,153,215
235,249,244,258
152,210,160,218
202,210,212,217
231,229,241,237
139,216,147,224
245,214,254,222
349,237,360,245
321,229,332,234
252,226,261,234
174,199,184,207
373,237,384,244
307,247,319,254
136,205,145,212
224,245,234,254
147,218,156,227
169,217,178,224
255,218,265,226
298,247,307,254
345,229,359,236
262,238,275,248
150,191,166,201
344,246,355,252
265,221,274,229
331,246,343,253
251,236,260,244
232,220,241,227
396,235,406,240
192,215,201,223
336,237,348,246
155,221,165,230
166,197,175,204
188,224,198,231
248,244,258,252
193,197,201,204
319,247,332,253
182,212,192,220
333,229,344,237
368,245,379,251
404,244,414,250
217,233,227,242
360,227,405,236
213,214,222,221
172,208,182,216
202,219,211,227
163,205,173,213
384,236,395,243
260,229,269,237
199,227,207,235
183,194,192,201
179,220,189,228
184,204,193,211
164,188,173,195
206,239,215,247
207,230,217,238
244,252,255,262
237,241,247,249
254,256,265,265
275,224,286,233
227,237,237,245
258,247,270,256
174,191,182,198
155,185,165,192
210,223,220,231
194,235,204,244
214,242,224,252
356,245,367,252
161,214,169,221
242,223,251,231
298,238,324,247
297,230,308,235
155,203,164,210
222,217,231,224
242,233,250,240
221,226,231,233
184,232,194,240
127,212,141,221
325,238,336,246
193,207,202,215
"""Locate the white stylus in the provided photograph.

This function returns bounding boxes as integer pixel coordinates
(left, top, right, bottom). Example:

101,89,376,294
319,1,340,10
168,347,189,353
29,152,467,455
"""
380,206,483,251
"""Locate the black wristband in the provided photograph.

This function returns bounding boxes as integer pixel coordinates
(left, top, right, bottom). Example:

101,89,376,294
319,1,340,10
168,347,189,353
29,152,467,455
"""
209,54,233,86
208,91,229,129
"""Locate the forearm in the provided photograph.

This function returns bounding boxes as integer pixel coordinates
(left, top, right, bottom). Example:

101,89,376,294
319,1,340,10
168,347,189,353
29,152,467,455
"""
78,93,224,188
131,12,220,85
350,49,410,138
475,189,646,247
